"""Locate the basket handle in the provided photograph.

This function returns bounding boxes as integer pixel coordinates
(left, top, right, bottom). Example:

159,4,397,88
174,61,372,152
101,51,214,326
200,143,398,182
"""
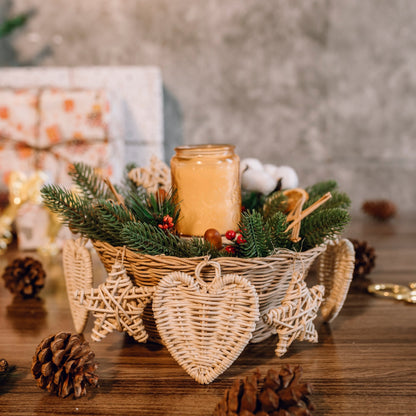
316,238,355,323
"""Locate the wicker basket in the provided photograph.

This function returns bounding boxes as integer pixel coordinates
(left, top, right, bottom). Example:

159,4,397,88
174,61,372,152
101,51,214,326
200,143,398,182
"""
93,240,328,344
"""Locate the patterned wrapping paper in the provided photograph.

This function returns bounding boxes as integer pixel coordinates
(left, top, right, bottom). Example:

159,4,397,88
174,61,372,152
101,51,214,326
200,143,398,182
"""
0,87,124,250
0,87,120,188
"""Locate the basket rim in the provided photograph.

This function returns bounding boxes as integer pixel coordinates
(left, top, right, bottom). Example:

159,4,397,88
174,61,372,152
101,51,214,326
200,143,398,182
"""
92,239,327,263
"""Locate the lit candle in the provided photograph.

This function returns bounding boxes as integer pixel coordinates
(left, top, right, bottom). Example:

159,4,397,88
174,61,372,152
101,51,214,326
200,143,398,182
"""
170,144,241,236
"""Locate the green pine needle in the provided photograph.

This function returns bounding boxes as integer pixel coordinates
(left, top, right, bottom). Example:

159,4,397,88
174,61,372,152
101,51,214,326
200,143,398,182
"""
127,189,180,227
238,210,272,258
68,162,112,201
40,184,105,240
41,162,352,257
266,211,291,250
262,191,288,219
241,191,266,211
121,222,184,256
93,201,134,246
118,163,141,199
0,14,29,37
305,180,338,201
294,208,351,251
305,190,351,211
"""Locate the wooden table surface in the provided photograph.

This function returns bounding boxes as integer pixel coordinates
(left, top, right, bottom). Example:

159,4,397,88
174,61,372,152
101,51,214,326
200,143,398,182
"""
1,215,415,416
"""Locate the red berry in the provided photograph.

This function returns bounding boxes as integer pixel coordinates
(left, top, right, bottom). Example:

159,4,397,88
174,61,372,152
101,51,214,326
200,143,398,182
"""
225,230,236,241
236,234,247,244
225,245,236,254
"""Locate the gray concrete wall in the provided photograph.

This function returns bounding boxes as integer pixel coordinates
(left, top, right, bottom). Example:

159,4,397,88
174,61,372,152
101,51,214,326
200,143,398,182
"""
1,0,415,213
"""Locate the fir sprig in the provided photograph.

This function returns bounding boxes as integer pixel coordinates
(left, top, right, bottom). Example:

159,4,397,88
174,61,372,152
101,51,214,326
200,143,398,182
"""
127,189,179,227
41,161,352,258
40,184,105,240
241,191,266,211
119,163,141,200
238,210,272,258
266,211,291,251
0,13,29,37
120,221,222,258
293,208,351,251
68,162,112,201
305,180,338,201
185,237,223,258
93,201,134,246
121,222,184,256
262,191,288,219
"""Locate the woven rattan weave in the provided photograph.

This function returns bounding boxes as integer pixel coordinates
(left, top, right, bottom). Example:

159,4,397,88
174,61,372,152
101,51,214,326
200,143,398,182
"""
93,240,328,343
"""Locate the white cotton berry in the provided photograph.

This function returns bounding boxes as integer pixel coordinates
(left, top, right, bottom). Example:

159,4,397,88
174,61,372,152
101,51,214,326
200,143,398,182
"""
240,158,264,176
264,165,298,189
241,169,277,195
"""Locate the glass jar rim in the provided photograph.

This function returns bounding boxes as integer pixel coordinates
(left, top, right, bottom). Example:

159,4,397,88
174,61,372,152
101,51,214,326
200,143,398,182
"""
174,144,235,157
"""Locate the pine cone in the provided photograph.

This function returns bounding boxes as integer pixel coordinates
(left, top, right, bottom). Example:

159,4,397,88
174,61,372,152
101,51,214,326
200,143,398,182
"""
349,239,376,278
2,257,46,298
0,359,8,374
0,358,9,384
213,365,314,416
0,358,15,385
362,200,397,221
31,332,98,398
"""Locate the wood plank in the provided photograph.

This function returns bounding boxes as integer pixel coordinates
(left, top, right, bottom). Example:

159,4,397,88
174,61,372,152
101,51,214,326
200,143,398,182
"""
1,215,416,415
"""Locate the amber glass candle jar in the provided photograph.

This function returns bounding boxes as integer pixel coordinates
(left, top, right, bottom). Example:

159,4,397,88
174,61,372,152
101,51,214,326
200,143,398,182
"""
171,144,241,236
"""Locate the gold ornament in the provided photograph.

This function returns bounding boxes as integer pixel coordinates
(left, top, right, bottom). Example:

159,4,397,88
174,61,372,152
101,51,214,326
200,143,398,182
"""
0,171,47,254
263,271,324,357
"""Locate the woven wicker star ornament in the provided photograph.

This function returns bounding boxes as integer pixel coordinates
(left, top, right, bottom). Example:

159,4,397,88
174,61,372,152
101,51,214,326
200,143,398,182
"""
263,271,324,357
128,155,171,193
76,261,154,343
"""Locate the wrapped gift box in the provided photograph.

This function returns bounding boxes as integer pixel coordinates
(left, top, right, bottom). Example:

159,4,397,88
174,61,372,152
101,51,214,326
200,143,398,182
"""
0,87,122,250
0,66,164,250
0,87,118,187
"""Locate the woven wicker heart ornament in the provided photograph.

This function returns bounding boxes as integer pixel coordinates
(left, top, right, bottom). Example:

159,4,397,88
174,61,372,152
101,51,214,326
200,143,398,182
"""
62,238,93,333
153,261,259,384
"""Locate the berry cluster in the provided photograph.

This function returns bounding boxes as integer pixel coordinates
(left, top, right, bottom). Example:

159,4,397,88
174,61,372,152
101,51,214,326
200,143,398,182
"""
158,215,174,230
224,229,246,254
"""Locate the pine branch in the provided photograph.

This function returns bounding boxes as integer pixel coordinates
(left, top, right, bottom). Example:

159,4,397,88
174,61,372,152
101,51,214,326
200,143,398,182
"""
118,163,140,199
68,162,112,201
266,211,291,250
238,210,272,258
93,201,134,246
305,190,351,210
0,13,29,37
241,191,265,211
127,192,159,225
120,221,222,258
294,208,350,251
319,191,350,210
184,237,222,258
147,189,180,224
121,222,187,257
262,191,288,219
127,189,180,226
40,184,105,240
305,180,338,201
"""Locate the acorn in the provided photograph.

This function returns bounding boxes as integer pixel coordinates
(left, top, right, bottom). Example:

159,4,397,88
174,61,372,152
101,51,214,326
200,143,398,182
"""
204,228,223,250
